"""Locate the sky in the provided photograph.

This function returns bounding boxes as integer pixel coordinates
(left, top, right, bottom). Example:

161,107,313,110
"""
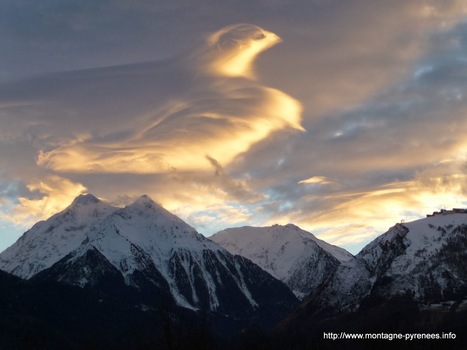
1,0,467,254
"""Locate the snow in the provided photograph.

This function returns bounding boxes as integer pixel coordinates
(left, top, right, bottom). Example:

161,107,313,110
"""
215,252,258,308
0,194,117,279
313,236,354,263
90,195,231,309
233,259,259,308
378,214,466,298
211,224,353,298
359,213,467,275
96,200,226,309
6,192,462,314
198,257,220,310
212,224,347,278
309,211,467,312
0,194,262,311
356,212,466,306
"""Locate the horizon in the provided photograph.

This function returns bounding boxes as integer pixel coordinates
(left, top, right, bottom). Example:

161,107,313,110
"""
1,1,467,255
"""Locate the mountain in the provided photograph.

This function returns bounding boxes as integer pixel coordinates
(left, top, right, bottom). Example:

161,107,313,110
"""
360,211,467,304
294,210,467,315
269,211,467,350
0,194,297,332
211,224,353,299
0,194,116,279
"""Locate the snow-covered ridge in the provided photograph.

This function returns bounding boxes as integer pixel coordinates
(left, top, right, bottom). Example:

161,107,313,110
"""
359,212,467,301
312,211,467,313
211,224,353,299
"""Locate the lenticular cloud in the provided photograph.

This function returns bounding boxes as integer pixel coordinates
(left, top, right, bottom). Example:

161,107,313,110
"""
24,24,304,174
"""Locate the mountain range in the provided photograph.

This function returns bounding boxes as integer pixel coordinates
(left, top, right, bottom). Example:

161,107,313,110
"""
0,194,466,349
0,194,297,339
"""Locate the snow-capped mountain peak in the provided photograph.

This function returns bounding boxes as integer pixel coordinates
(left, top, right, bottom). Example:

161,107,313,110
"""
64,193,116,221
0,194,117,279
125,195,192,228
211,224,353,299
129,194,161,210
70,193,101,206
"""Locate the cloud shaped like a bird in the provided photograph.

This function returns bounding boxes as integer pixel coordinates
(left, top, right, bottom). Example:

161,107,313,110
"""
4,24,303,174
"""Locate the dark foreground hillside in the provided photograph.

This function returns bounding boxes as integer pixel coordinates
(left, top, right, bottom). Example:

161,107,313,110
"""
2,269,467,350
232,295,467,350
0,269,224,350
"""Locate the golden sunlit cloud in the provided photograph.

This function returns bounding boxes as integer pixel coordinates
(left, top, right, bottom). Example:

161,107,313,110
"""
174,203,253,233
288,172,467,247
0,176,87,227
206,24,282,78
298,176,334,185
35,24,303,175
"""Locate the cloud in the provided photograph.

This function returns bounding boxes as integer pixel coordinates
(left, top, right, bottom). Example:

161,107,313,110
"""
1,2,467,254
177,203,254,235
1,24,303,176
204,155,265,203
298,176,334,185
267,170,467,247
257,0,467,125
0,176,87,227
204,24,282,78
0,24,300,236
228,18,467,251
